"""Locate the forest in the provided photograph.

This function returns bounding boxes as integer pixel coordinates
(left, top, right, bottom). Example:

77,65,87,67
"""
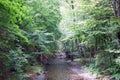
0,0,120,80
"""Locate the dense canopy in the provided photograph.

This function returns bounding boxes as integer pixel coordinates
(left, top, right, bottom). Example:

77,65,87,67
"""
0,0,120,80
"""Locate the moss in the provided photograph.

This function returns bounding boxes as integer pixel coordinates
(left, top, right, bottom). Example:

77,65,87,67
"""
74,58,91,62
20,65,44,79
30,65,43,74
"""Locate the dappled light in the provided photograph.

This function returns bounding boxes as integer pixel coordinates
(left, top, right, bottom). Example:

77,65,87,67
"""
0,0,120,80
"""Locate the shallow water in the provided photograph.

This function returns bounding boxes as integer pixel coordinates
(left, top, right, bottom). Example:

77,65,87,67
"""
45,59,71,80
34,58,96,80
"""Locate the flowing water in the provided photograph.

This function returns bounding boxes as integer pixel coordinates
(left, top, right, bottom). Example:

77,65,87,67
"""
45,58,96,80
46,59,72,80
33,58,96,80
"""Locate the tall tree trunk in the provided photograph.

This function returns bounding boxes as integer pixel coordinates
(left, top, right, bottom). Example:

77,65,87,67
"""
117,0,120,18
95,38,98,51
112,0,117,17
71,0,74,9
89,47,92,63
111,0,120,18
40,54,43,65
75,38,81,56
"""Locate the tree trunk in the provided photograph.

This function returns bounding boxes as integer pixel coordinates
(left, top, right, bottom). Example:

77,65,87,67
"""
89,47,92,62
76,38,81,56
117,0,120,18
112,0,117,17
111,0,120,18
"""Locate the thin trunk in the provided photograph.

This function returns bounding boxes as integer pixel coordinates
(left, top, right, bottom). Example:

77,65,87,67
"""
95,38,97,51
40,54,43,64
112,0,117,17
111,0,120,18
71,0,74,9
77,39,81,55
117,0,120,18
72,40,74,52
89,48,92,62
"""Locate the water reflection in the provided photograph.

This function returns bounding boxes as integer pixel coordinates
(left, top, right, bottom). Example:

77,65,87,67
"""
45,58,96,80
46,59,80,80
46,59,71,80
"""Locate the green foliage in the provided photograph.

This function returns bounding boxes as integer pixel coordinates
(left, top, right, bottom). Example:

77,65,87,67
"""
8,49,28,71
60,0,120,78
110,74,120,80
83,64,99,74
27,0,62,53
0,0,29,43
95,51,113,68
115,56,120,65
0,0,61,79
106,65,120,74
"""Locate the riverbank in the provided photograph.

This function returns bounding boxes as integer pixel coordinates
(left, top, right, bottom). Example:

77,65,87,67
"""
74,58,111,80
22,65,44,80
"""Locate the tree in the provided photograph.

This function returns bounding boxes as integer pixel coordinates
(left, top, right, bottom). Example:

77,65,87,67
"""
60,0,120,79
0,0,62,79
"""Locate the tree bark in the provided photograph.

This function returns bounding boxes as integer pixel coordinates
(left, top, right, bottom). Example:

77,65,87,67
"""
89,47,92,63
117,0,120,18
112,0,117,17
111,0,120,18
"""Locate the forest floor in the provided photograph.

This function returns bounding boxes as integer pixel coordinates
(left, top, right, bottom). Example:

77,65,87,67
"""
23,65,44,80
65,61,97,80
68,61,110,80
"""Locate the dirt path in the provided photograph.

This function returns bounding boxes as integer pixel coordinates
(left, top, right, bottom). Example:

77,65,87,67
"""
67,61,96,80
69,68,96,80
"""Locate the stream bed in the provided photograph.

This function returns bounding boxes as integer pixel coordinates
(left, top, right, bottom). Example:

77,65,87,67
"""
33,58,96,80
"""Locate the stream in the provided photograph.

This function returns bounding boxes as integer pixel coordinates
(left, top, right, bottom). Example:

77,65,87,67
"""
33,58,96,80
